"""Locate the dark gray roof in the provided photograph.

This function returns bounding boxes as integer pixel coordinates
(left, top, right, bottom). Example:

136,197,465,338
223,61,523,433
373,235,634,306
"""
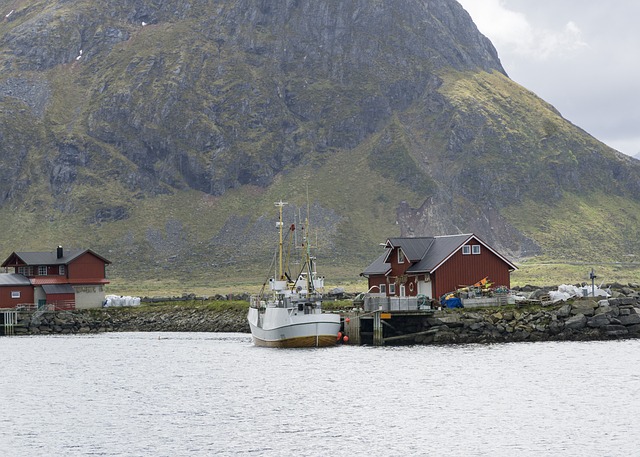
2,249,110,267
408,234,472,273
0,273,31,286
386,237,434,262
13,249,87,265
42,284,76,294
360,252,390,276
362,233,517,276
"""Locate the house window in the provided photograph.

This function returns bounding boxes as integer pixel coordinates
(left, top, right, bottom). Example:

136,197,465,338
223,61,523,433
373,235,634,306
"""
398,249,405,264
11,291,20,299
59,265,66,276
18,266,34,276
379,283,387,294
38,266,47,276
472,245,481,255
462,245,471,255
389,283,396,295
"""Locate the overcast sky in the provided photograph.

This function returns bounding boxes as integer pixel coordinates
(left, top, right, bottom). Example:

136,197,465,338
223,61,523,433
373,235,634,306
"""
457,0,640,158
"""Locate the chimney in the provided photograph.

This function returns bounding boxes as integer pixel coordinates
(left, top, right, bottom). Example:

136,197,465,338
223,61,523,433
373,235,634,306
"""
57,246,63,259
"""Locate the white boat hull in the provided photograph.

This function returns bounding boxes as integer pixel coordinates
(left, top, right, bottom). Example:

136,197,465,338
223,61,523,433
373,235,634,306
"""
248,307,341,348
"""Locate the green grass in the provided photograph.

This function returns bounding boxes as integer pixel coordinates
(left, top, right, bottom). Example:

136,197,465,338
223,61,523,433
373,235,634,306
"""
503,192,640,262
511,260,640,287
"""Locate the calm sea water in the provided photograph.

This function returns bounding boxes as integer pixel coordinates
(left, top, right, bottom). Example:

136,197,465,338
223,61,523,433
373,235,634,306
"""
1,332,639,456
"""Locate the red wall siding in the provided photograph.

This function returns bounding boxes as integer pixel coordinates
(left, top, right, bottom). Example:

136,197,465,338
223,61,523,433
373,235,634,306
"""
432,244,511,298
368,249,426,297
39,265,66,277
405,276,418,296
68,253,107,281
46,293,76,310
389,248,407,277
386,247,415,296
0,286,34,308
367,274,388,294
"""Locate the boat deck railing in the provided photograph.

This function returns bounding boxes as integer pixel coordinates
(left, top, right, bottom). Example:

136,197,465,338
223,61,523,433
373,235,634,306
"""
250,292,323,310
362,294,432,312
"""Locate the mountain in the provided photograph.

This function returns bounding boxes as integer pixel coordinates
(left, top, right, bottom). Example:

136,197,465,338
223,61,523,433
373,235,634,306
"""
0,0,639,287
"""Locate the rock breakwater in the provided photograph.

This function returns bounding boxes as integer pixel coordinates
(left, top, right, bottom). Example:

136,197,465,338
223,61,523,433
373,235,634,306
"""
7,294,640,347
411,296,640,345
12,304,249,335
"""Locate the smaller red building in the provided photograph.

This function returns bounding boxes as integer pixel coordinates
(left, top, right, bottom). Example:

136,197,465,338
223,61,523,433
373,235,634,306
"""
0,274,34,309
0,247,111,309
361,234,517,300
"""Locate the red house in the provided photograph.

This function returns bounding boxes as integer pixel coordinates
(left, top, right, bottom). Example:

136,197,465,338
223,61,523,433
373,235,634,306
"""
0,246,111,309
361,234,517,301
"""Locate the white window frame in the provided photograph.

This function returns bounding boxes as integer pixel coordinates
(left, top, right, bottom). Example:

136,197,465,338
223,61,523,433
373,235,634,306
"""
472,245,481,255
379,283,386,294
59,265,66,276
38,266,47,276
389,283,396,295
18,266,34,276
11,291,20,299
397,249,405,264
462,245,471,255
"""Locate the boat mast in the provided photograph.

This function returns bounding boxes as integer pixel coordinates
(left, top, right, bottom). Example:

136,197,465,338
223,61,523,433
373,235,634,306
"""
304,187,313,294
275,200,287,281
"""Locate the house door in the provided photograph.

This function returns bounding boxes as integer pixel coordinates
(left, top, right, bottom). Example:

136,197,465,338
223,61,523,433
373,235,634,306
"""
399,284,406,297
417,280,432,299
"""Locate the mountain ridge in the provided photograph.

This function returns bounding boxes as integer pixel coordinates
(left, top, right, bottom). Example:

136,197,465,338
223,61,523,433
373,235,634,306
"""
0,0,638,286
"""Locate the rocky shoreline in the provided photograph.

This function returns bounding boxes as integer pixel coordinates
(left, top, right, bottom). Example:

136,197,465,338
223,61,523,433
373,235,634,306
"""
408,296,640,345
11,304,250,336
7,286,640,346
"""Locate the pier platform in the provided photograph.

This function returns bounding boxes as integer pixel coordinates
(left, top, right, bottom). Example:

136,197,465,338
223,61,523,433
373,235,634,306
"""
0,309,18,336
341,294,436,346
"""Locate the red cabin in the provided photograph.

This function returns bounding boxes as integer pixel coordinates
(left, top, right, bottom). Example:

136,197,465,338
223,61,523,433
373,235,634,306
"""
361,234,517,301
0,247,111,309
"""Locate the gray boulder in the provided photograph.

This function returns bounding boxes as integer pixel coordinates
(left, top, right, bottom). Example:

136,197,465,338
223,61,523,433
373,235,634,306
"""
618,314,640,326
565,314,587,330
571,299,598,317
587,314,611,328
557,304,572,318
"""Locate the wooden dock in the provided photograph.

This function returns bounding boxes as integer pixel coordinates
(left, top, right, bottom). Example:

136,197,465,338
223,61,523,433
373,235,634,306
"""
0,309,18,336
342,309,435,346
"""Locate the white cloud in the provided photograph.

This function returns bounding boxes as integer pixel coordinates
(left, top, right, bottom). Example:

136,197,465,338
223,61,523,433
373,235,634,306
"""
458,0,586,60
457,0,640,157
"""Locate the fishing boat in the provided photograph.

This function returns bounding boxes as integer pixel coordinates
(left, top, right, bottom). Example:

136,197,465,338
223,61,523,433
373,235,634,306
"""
247,201,341,348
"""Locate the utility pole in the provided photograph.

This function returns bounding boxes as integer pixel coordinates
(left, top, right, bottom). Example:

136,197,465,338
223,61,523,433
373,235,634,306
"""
589,268,597,297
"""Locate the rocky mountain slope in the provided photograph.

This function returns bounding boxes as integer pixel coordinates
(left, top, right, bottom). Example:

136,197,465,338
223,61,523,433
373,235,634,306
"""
0,0,638,285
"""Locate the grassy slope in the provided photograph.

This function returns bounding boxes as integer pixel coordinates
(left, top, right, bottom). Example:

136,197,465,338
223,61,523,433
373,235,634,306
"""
437,70,640,286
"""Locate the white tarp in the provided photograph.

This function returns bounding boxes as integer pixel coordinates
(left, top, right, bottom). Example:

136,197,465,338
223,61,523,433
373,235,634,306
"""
104,295,141,307
548,284,610,303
